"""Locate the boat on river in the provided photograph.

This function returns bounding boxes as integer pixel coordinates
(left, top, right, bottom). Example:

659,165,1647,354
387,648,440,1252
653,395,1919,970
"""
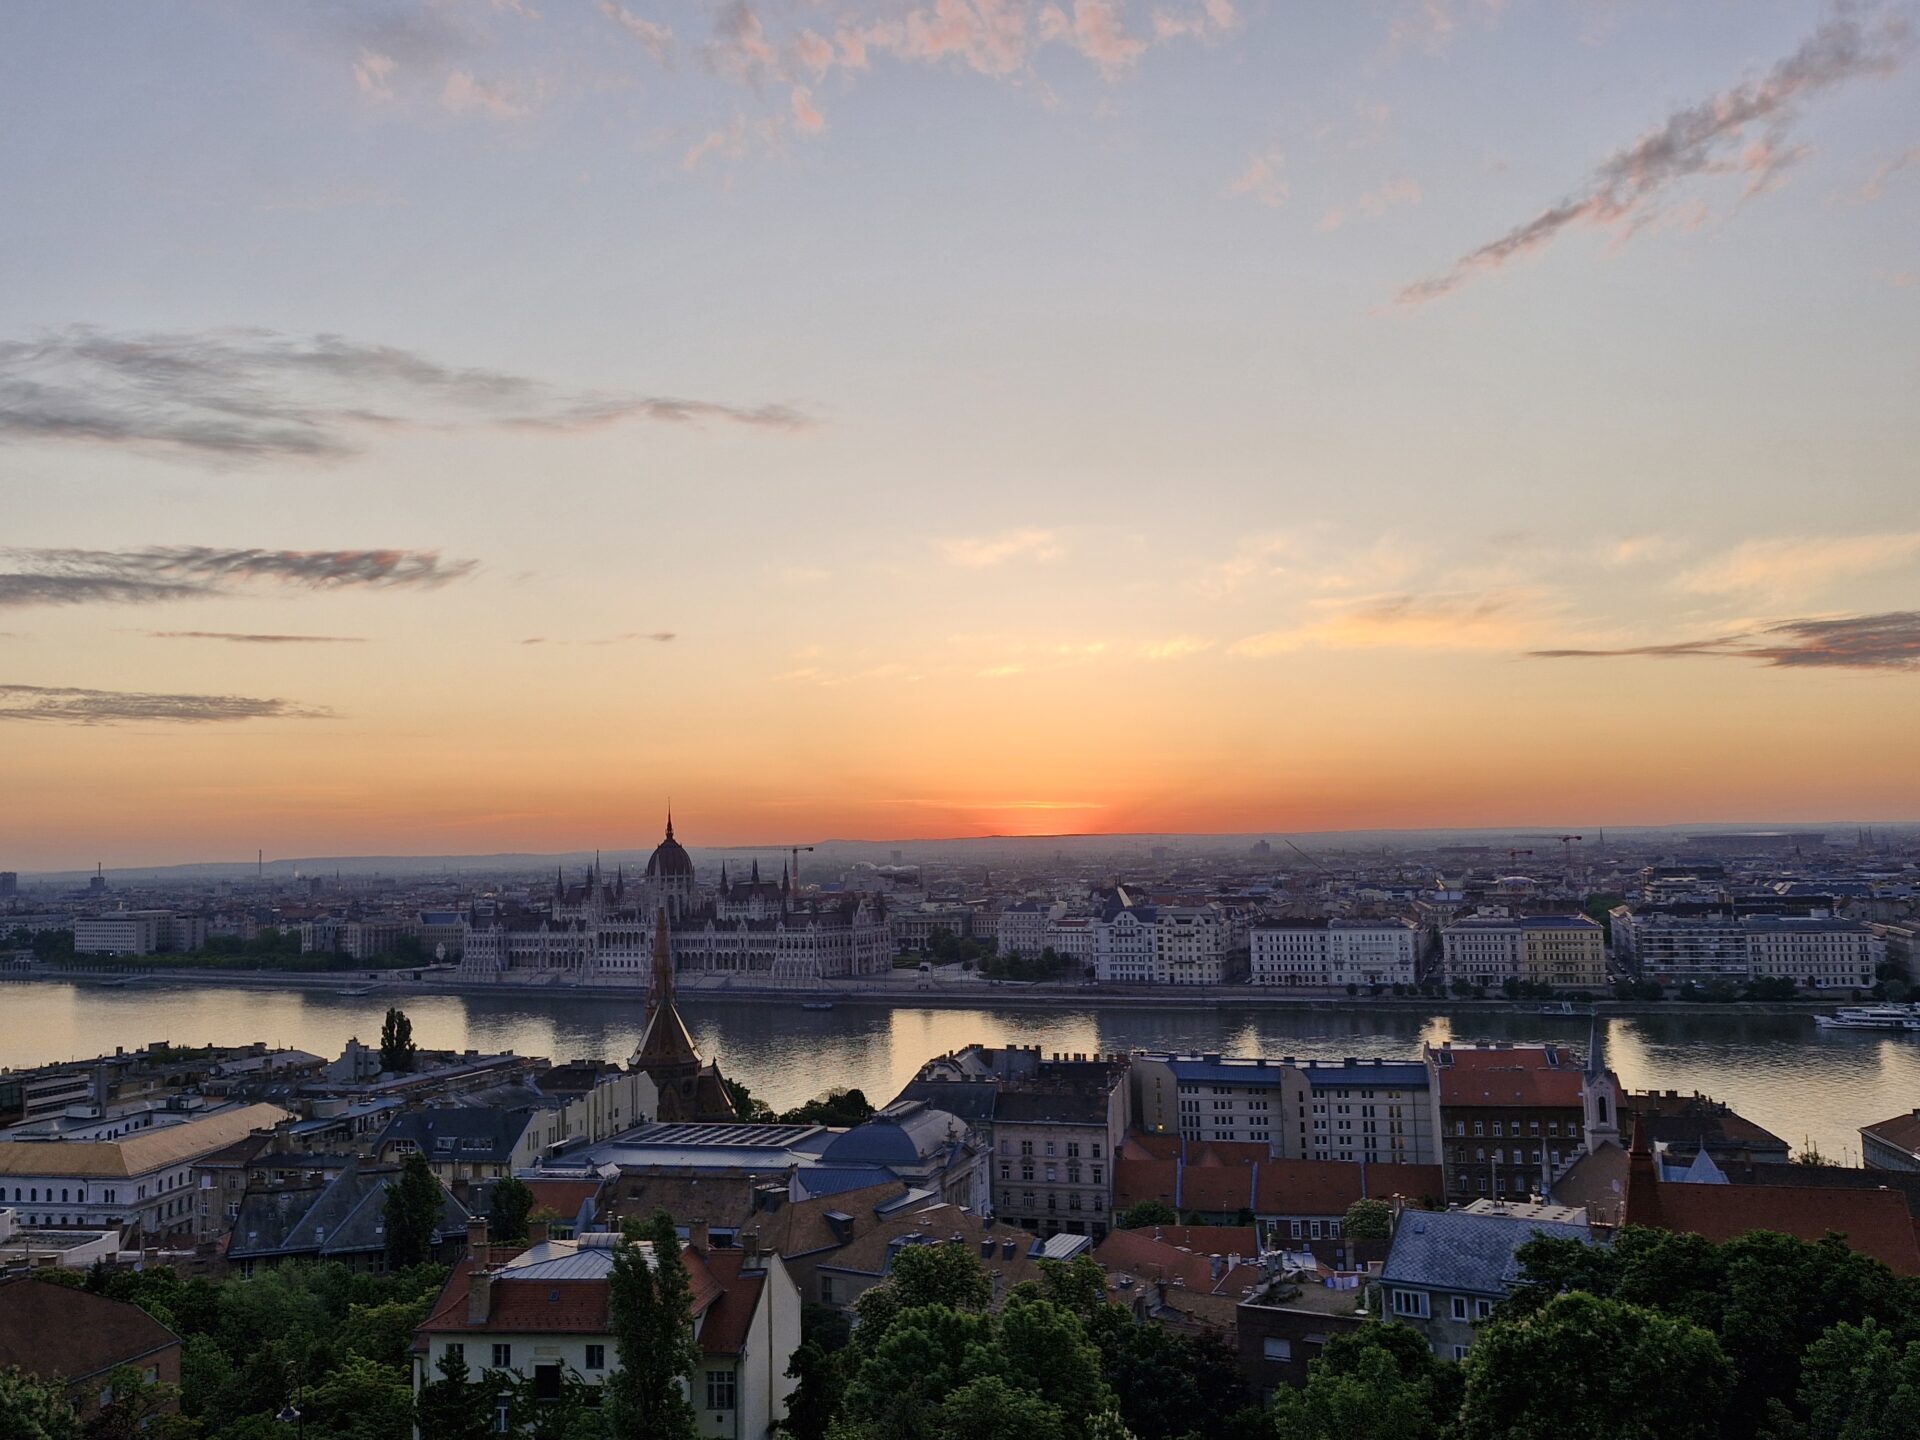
1815,1005,1920,1032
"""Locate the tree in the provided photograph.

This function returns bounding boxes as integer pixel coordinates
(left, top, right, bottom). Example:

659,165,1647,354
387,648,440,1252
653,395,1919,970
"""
778,1341,842,1440
489,1177,536,1244
1342,1199,1391,1242
1458,1293,1733,1440
0,1367,82,1440
414,1348,494,1440
778,1088,876,1127
603,1211,700,1440
292,1352,414,1440
378,1007,417,1074
1264,1324,1459,1440
876,1241,994,1312
1114,1201,1178,1231
1799,1318,1920,1440
934,1375,1066,1440
723,1077,776,1123
383,1151,444,1270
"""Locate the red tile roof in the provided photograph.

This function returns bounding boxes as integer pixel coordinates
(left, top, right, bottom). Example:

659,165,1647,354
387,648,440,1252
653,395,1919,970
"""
1862,1112,1920,1158
1434,1046,1584,1108
526,1179,604,1218
694,1248,765,1356
1114,1155,1444,1216
1638,1180,1920,1276
0,1277,180,1385
1092,1229,1264,1296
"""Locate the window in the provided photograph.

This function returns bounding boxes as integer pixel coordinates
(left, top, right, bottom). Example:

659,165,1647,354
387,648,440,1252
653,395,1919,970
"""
1391,1289,1429,1319
706,1370,737,1411
1289,1220,1303,1239
446,1343,465,1365
492,1343,512,1368
584,1345,605,1370
1263,1337,1293,1361
1451,1296,1469,1321
1452,1344,1471,1361
1475,1299,1493,1319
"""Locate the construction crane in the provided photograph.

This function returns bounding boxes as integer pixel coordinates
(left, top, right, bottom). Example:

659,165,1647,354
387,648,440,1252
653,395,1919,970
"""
789,845,815,887
1520,835,1585,871
1506,848,1534,867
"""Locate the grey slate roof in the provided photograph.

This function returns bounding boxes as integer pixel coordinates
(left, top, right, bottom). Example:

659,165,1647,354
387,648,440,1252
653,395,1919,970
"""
229,1160,469,1260
891,1080,999,1124
376,1106,534,1164
1379,1209,1593,1298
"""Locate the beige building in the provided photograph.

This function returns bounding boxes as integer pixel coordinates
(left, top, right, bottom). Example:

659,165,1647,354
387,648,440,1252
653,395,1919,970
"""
415,1223,800,1440
0,1103,293,1241
1442,916,1606,989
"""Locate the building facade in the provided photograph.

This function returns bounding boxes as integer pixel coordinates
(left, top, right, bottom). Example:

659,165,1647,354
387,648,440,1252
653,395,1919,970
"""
1250,920,1420,989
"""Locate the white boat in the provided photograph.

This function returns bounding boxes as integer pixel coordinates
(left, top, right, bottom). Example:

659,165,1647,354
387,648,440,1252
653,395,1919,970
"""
1814,1005,1920,1032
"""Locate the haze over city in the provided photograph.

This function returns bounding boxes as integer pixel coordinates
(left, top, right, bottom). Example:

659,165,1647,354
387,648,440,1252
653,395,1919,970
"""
3,1,1918,871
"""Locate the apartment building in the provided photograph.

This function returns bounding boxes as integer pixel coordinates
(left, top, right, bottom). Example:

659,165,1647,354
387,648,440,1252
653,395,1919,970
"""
1131,1054,1438,1165
72,911,203,957
1440,916,1606,989
1093,900,1158,983
1379,1205,1595,1360
0,1102,293,1240
1744,917,1881,989
1426,1042,1617,1203
415,1222,800,1440
1154,907,1236,985
1249,919,1420,988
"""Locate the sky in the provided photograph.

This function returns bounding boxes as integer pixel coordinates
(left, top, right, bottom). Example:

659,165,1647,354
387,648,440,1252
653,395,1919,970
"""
0,0,1917,869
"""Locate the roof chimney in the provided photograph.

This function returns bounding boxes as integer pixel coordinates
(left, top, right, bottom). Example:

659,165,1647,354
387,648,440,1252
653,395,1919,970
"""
466,1215,489,1259
467,1269,493,1324
528,1217,550,1246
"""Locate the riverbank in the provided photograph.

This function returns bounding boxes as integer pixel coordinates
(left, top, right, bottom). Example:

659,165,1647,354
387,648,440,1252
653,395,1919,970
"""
3,964,1841,1020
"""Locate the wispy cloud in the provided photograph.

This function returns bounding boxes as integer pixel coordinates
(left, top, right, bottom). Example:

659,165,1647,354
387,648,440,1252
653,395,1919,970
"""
1399,8,1911,306
600,2,675,65
1676,531,1920,599
0,547,478,609
0,327,809,463
1529,611,1920,672
1862,144,1920,198
1139,636,1214,660
1231,589,1540,655
1318,176,1421,232
0,684,331,725
1195,533,1299,597
440,70,530,117
1226,147,1287,207
146,631,368,644
938,528,1063,567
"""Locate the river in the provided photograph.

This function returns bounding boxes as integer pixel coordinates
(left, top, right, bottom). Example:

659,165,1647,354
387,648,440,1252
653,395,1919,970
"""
1,980,1910,1164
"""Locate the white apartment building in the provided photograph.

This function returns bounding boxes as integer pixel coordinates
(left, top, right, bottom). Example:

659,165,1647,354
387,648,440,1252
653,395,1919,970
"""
1615,911,1882,989
0,1103,292,1239
997,901,1051,958
1093,905,1157,983
1250,919,1419,988
1154,906,1235,985
1745,918,1881,990
1440,916,1607,989
1440,919,1526,985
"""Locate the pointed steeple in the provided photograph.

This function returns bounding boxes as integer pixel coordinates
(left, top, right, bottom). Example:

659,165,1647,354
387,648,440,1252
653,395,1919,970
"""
665,805,674,843
719,861,730,893
630,906,702,1081
750,858,760,883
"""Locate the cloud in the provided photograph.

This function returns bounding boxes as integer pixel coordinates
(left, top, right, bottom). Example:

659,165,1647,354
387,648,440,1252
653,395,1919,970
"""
1231,590,1538,655
1139,636,1214,660
1226,147,1287,207
0,326,808,462
1529,611,1920,672
1196,533,1299,597
1675,531,1920,599
1862,144,1920,198
0,547,478,608
791,86,826,133
1151,0,1236,41
938,528,1063,566
601,2,674,65
0,684,331,725
353,50,397,98
1399,9,1911,305
520,631,676,646
1319,178,1422,233
440,71,529,117
145,631,368,644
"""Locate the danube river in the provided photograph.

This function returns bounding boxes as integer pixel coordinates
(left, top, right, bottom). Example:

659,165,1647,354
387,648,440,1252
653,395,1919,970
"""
1,980,1910,1163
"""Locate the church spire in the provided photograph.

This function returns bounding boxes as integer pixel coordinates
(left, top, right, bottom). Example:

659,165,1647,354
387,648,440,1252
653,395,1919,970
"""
649,905,673,1015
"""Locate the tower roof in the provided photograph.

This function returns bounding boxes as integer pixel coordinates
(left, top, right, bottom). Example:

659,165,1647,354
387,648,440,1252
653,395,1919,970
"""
645,813,695,880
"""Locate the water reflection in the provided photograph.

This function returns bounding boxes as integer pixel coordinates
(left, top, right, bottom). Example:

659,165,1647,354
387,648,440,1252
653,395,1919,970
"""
1,982,1911,1164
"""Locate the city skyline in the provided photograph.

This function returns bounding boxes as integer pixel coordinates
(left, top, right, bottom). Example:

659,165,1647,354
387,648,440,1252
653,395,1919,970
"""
4,2,1919,868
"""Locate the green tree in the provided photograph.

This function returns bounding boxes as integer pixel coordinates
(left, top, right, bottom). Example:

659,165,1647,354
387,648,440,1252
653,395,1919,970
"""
489,1177,536,1245
840,1304,995,1439
603,1211,700,1440
378,1007,418,1073
1266,1324,1458,1440
0,1367,82,1440
778,1088,876,1127
1342,1199,1391,1241
414,1348,495,1440
934,1375,1066,1440
777,1341,842,1440
1799,1318,1920,1440
294,1352,415,1440
1114,1201,1178,1231
722,1078,776,1123
383,1151,445,1270
1458,1293,1733,1440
